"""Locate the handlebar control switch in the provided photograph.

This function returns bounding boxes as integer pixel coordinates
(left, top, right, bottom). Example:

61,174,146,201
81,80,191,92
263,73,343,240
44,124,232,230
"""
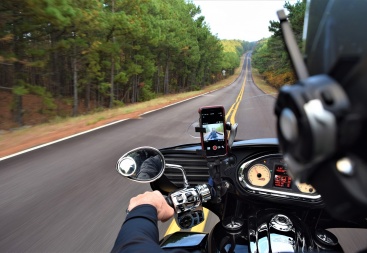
169,184,211,229
177,210,205,229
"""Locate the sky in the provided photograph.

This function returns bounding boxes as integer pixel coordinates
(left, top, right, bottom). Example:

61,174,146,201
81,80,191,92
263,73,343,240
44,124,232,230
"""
191,0,298,42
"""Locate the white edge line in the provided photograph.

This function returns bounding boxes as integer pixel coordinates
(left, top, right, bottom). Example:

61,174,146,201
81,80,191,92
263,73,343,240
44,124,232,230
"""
1,92,212,161
139,91,215,116
1,81,234,161
0,118,129,161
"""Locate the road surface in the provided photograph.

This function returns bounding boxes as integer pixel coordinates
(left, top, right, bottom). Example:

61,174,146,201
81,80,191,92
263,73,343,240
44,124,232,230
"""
0,53,366,252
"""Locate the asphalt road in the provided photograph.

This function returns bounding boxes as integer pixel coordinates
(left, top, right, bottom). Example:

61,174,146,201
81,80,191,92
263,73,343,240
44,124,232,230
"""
0,53,366,252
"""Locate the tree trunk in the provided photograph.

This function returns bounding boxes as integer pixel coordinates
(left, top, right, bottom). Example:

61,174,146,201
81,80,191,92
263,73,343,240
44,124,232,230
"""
72,41,78,116
51,28,62,96
109,0,115,108
131,75,138,103
131,78,135,103
164,61,169,94
12,20,24,126
136,76,140,101
156,66,160,93
85,82,90,111
13,94,23,126
110,56,115,107
122,88,130,103
60,56,69,96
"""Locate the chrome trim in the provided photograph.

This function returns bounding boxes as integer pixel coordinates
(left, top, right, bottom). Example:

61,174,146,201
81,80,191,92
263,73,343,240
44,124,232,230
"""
116,157,136,176
166,163,189,188
195,184,211,203
238,154,322,200
270,214,293,232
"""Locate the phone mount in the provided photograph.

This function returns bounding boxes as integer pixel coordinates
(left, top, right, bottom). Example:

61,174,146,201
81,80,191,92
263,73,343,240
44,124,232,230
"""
195,122,238,203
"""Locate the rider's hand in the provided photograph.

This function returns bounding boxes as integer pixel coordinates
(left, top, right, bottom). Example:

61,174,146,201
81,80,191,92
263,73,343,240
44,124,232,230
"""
128,191,174,222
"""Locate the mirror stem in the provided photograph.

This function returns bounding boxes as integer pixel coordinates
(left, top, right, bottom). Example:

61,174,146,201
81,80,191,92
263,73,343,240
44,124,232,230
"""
166,164,189,188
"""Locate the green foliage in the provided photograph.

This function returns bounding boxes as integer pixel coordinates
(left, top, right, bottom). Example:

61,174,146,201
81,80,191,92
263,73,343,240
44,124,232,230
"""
28,85,57,112
190,84,201,91
114,72,128,85
139,81,156,102
1,0,255,124
252,0,306,88
98,82,111,95
12,82,56,115
13,84,29,96
220,40,250,75
113,100,124,107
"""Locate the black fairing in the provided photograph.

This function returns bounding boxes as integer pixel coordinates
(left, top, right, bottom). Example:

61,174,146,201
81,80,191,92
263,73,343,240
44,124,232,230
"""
150,139,366,252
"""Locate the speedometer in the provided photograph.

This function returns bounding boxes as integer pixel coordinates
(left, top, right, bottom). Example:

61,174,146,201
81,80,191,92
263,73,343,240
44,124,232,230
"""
247,164,271,187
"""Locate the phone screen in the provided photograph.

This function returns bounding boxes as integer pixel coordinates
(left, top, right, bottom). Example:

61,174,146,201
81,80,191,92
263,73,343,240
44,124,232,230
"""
200,106,227,157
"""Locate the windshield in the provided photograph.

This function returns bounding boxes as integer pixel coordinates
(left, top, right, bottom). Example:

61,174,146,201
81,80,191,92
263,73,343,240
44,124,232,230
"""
182,52,277,146
229,53,277,141
2,1,367,253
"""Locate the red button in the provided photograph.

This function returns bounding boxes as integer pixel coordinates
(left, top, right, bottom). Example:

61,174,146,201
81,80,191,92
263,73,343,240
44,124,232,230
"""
213,145,217,150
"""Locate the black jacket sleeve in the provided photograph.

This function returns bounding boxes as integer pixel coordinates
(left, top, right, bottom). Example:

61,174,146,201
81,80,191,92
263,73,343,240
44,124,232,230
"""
111,204,188,253
137,155,162,180
111,204,162,253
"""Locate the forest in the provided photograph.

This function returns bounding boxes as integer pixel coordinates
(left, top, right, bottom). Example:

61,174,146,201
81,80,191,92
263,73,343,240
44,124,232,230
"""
252,0,306,89
0,0,254,128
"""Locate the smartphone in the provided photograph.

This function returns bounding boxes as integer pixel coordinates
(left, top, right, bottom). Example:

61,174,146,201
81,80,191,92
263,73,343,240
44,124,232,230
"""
199,106,228,157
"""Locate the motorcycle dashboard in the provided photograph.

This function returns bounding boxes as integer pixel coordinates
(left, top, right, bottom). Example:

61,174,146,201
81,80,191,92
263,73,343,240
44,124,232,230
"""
158,140,323,206
237,154,321,202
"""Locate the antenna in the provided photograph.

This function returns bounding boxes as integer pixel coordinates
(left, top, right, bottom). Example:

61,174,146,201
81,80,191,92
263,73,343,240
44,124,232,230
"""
277,9,309,81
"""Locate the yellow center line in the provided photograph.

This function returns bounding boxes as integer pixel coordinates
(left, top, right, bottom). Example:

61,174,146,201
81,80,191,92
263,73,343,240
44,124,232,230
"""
230,74,246,125
164,54,249,237
225,102,236,122
227,56,248,124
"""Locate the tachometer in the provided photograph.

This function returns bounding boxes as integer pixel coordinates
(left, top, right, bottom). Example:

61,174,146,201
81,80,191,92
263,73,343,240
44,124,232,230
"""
247,164,271,187
296,182,316,194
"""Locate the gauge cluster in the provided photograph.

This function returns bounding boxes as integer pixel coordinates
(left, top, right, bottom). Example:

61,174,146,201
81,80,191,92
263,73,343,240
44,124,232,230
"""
238,154,321,201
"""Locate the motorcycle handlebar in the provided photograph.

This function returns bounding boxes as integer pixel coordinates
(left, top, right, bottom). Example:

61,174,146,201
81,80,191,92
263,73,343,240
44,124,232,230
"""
165,195,174,208
165,184,212,212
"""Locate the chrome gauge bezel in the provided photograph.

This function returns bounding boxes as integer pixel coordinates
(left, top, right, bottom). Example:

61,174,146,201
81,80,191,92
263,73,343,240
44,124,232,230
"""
296,182,316,194
247,164,271,187
238,154,321,200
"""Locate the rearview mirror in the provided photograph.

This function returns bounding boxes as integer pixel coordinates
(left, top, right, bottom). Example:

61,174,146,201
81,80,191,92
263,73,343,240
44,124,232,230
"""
116,147,165,183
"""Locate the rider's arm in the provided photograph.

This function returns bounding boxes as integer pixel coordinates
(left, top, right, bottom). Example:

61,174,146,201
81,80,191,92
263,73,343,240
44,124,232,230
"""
111,191,177,253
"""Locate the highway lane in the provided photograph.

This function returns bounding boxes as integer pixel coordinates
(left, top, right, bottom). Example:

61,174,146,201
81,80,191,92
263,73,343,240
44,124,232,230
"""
236,52,277,139
0,52,366,252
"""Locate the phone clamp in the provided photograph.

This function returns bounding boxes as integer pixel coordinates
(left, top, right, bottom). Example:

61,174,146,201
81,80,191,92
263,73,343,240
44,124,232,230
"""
226,122,238,149
195,127,207,157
